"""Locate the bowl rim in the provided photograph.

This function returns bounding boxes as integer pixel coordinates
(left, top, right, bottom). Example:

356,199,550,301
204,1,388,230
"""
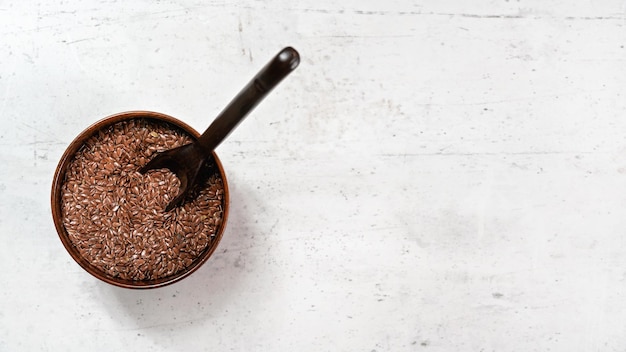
51,110,229,289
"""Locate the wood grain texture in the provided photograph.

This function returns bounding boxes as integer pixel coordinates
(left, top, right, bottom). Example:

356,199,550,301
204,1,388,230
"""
1,0,626,351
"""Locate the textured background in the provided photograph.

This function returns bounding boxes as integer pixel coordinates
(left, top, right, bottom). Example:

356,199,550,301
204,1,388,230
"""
1,1,626,351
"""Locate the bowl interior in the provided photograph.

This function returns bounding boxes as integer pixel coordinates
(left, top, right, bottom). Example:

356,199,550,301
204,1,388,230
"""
51,111,229,289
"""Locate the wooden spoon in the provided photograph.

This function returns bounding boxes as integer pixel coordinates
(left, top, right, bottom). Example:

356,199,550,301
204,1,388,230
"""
140,47,300,211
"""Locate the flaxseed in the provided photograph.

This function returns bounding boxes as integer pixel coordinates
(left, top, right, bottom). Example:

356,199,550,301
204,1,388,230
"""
60,119,224,281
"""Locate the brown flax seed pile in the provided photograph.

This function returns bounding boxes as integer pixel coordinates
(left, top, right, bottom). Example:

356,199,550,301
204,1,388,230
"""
60,119,224,281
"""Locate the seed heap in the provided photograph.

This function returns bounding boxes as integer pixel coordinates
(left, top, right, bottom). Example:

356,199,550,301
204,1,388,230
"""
60,119,224,281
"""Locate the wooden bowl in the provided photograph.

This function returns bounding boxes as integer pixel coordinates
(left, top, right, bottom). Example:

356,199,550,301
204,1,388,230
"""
51,111,229,289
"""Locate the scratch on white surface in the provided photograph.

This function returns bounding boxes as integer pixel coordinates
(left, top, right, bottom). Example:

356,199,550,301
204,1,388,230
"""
104,319,201,332
18,122,64,143
409,89,610,107
63,32,89,82
378,150,601,157
286,6,626,21
64,37,99,45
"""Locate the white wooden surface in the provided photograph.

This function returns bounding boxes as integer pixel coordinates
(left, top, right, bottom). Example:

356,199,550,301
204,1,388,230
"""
1,1,626,350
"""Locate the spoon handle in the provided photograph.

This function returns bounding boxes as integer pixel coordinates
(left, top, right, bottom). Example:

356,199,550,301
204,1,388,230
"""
196,47,300,153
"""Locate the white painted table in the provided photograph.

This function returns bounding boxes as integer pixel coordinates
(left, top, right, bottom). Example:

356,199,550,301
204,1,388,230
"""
2,1,626,350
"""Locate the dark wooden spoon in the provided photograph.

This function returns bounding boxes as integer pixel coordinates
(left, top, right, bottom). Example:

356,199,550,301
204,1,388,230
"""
140,47,300,211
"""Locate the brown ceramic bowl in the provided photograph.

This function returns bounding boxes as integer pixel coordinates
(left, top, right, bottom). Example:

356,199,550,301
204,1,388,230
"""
51,111,229,289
